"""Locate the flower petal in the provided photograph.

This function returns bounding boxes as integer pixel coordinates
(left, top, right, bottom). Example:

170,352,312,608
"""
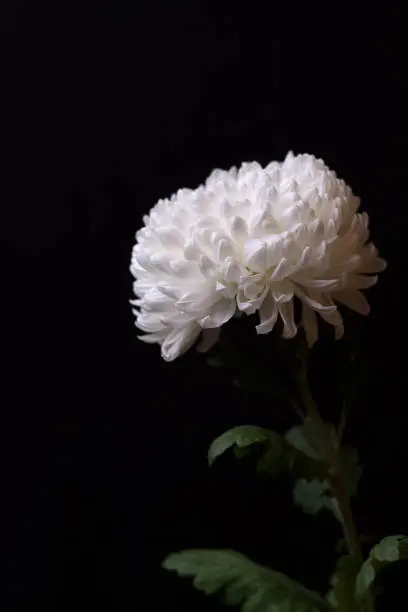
334,317,345,339
296,278,341,291
157,283,181,300
216,237,236,261
270,258,292,282
221,260,243,283
256,291,279,334
279,301,297,339
199,255,216,279
346,274,378,290
155,226,185,250
271,279,294,303
237,284,269,315
199,298,236,329
243,239,268,272
265,235,286,267
240,273,265,299
358,258,387,274
135,313,167,333
161,323,201,361
332,290,370,315
137,330,168,345
230,216,248,242
302,303,318,347
176,290,217,314
295,287,337,313
184,238,201,260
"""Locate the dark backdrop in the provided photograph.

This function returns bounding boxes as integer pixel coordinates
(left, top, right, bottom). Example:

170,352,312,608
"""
2,2,406,611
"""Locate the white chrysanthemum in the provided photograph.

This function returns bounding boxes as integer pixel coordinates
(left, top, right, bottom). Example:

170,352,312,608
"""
130,152,386,361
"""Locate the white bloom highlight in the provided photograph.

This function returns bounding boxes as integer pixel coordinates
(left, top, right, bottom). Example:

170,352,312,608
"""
130,152,386,360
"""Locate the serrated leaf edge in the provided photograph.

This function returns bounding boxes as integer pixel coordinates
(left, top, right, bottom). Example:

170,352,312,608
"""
163,549,333,612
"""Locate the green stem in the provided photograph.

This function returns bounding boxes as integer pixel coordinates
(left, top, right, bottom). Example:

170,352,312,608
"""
297,366,375,612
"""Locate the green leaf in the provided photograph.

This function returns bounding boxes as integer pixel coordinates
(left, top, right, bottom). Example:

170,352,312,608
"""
208,426,274,466
209,424,329,481
284,422,324,461
291,448,361,520
355,535,408,598
286,425,361,519
284,423,329,480
292,478,335,516
355,563,376,598
326,555,364,611
163,549,332,612
285,423,331,516
256,440,286,477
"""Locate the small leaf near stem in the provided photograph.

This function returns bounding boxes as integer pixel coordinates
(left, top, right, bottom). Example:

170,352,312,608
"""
208,426,273,466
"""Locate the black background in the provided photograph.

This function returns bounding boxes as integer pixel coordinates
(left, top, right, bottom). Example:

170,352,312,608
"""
2,2,407,611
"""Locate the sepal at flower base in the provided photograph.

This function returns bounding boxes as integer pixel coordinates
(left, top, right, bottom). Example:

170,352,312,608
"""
163,549,332,612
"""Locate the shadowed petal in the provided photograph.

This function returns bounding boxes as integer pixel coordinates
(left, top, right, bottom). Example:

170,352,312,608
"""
302,303,318,347
332,290,370,315
256,291,279,335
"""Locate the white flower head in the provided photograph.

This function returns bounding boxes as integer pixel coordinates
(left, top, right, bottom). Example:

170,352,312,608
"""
130,152,386,361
